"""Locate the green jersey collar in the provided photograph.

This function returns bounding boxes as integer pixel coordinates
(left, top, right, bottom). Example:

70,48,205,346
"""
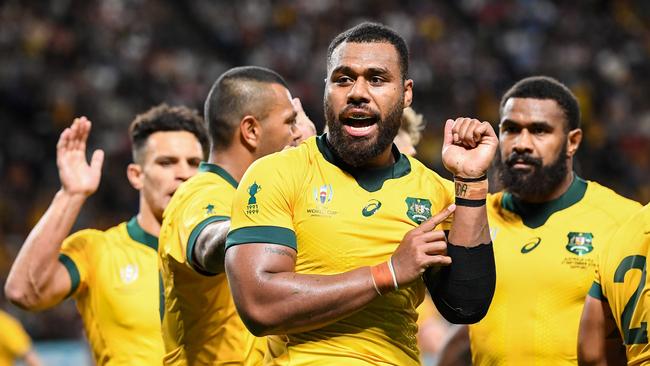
127,217,159,251
198,162,238,189
501,173,588,228
316,133,411,192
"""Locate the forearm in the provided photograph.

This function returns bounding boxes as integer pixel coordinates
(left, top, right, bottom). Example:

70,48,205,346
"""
427,202,495,323
5,189,85,308
448,204,490,247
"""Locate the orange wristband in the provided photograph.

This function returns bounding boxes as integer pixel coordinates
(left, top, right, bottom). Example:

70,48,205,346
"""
454,176,488,200
371,261,396,295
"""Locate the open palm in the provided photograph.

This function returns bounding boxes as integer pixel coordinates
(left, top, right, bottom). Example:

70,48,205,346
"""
441,118,498,178
56,117,104,196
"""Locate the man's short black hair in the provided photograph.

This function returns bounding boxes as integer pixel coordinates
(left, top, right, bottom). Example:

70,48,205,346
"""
500,76,580,131
327,22,409,80
204,66,289,151
130,103,209,163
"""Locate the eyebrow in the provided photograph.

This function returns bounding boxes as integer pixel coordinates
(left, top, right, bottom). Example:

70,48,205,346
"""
500,119,553,129
330,66,391,77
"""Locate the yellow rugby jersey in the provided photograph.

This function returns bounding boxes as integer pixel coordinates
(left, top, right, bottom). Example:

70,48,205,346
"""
0,310,31,366
590,204,650,365
469,176,641,366
226,135,455,366
58,217,164,365
159,162,263,366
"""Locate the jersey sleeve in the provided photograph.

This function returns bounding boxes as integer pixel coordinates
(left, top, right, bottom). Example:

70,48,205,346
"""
226,152,301,251
0,311,31,359
59,229,102,298
175,185,232,274
587,268,605,301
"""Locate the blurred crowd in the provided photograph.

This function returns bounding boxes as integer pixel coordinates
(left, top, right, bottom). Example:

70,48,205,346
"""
1,0,649,342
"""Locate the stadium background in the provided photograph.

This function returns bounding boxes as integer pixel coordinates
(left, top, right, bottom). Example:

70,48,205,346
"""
1,0,649,364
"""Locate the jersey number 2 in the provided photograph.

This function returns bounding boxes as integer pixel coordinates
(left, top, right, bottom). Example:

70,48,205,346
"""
614,254,648,344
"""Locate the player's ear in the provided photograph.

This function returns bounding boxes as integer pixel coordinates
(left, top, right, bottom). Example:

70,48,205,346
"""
403,79,413,108
240,115,262,150
126,163,144,190
566,128,582,158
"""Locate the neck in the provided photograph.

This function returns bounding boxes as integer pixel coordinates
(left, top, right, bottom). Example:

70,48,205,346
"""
364,146,396,169
209,144,252,183
136,198,160,236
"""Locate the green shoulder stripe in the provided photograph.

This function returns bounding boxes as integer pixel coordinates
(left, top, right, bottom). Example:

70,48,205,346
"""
58,254,80,298
588,281,606,301
186,215,230,276
226,226,297,251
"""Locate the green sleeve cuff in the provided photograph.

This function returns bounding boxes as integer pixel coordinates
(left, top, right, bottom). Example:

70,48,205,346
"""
58,254,80,298
226,226,297,251
588,281,606,301
186,215,229,276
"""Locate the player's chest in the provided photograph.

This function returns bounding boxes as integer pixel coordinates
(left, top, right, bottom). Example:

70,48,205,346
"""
489,218,607,283
92,246,160,328
290,180,447,270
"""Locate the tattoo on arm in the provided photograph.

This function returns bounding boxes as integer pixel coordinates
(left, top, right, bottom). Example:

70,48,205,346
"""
264,246,295,259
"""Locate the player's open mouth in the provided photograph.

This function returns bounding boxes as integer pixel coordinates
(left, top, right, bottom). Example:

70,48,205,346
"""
341,113,378,137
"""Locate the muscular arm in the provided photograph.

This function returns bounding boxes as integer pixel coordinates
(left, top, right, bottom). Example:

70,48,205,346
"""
225,207,455,336
192,220,230,274
423,118,497,324
4,118,103,311
578,295,627,366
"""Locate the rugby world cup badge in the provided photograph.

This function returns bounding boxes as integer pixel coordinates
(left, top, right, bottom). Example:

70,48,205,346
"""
566,232,594,256
405,197,432,224
120,264,139,284
313,184,334,205
246,182,261,215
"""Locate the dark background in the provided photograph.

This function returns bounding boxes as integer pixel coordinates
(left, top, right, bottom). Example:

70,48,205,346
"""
1,0,649,340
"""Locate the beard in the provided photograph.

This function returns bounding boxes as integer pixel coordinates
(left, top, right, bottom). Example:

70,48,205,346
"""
324,97,404,168
497,144,568,200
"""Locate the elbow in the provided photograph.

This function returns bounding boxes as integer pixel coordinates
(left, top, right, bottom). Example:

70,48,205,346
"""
577,346,602,366
4,280,49,311
4,282,35,311
235,301,283,337
434,297,491,324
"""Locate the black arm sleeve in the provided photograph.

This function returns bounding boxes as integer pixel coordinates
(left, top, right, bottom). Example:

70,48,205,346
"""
423,242,495,324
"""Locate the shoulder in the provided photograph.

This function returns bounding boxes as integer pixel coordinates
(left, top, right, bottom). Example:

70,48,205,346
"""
583,181,642,223
165,172,232,215
64,226,111,246
407,157,453,192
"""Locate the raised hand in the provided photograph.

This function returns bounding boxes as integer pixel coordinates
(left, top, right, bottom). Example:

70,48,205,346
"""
56,117,104,197
390,204,456,286
442,118,498,178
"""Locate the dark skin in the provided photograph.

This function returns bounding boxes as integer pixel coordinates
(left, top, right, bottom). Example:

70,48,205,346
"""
438,98,592,366
190,83,301,274
577,296,627,366
225,41,498,336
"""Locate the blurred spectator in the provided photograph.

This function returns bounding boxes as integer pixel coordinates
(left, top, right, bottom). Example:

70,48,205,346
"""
1,0,649,346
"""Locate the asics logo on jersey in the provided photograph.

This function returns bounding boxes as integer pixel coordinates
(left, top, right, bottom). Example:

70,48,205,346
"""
362,199,382,217
566,232,594,256
521,237,542,254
